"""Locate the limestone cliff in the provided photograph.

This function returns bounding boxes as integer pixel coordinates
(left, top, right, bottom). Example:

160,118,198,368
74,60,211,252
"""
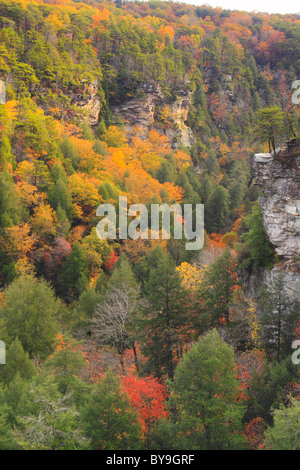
251,143,300,302
111,82,195,148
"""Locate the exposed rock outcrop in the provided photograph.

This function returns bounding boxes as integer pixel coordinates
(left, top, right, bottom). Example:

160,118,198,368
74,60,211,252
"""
163,89,195,148
253,150,300,259
250,145,300,303
74,80,101,126
111,82,195,148
112,82,163,135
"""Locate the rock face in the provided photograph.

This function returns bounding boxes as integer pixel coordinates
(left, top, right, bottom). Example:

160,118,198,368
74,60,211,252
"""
112,82,163,135
251,148,300,303
111,82,195,148
253,152,300,259
163,89,195,148
74,80,101,126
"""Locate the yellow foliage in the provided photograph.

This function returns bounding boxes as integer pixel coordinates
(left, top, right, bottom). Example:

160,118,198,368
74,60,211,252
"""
176,261,205,290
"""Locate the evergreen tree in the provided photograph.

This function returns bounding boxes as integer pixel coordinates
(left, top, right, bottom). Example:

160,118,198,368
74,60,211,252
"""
0,171,21,228
140,250,188,380
259,274,299,362
245,357,298,426
0,338,35,384
240,203,275,270
80,371,142,450
205,185,230,233
197,247,241,328
50,178,73,221
0,275,60,359
169,329,245,450
57,242,89,303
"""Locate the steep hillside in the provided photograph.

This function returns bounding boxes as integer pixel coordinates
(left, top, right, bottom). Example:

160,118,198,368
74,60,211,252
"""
0,0,299,451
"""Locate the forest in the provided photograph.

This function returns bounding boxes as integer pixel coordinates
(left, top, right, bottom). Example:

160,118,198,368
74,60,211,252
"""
0,0,299,450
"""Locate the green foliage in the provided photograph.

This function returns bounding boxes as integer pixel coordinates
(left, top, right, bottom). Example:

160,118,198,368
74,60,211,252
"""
205,185,230,233
0,171,21,227
0,275,60,359
17,378,87,450
57,242,89,303
139,249,188,380
239,202,275,270
264,398,300,450
0,0,298,451
258,274,299,361
169,329,246,450
197,247,240,329
0,338,35,385
254,107,285,154
245,357,299,425
80,370,142,450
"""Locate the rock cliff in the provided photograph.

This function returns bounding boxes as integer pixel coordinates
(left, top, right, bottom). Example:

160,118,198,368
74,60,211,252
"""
251,144,300,302
253,148,300,259
111,82,195,148
73,80,101,126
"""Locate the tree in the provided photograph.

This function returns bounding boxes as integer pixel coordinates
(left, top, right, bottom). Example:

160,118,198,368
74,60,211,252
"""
0,338,35,384
122,375,168,435
19,380,87,450
44,335,88,396
169,329,245,450
49,178,73,221
254,107,285,154
245,357,298,425
0,403,20,450
0,275,60,359
92,283,141,373
240,202,275,270
56,242,89,303
205,185,230,233
92,254,141,372
259,274,298,362
43,237,72,283
80,370,142,450
140,250,189,380
80,228,111,278
0,171,21,228
264,398,300,450
197,247,242,328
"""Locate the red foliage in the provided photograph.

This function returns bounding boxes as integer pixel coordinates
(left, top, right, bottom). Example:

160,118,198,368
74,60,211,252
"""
245,417,266,450
122,375,168,434
103,250,118,272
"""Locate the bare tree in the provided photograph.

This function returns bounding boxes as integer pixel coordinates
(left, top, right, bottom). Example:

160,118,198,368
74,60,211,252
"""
20,391,87,450
91,284,142,373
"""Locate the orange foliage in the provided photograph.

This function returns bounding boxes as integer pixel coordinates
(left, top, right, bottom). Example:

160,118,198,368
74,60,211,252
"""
122,375,168,434
207,233,226,250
